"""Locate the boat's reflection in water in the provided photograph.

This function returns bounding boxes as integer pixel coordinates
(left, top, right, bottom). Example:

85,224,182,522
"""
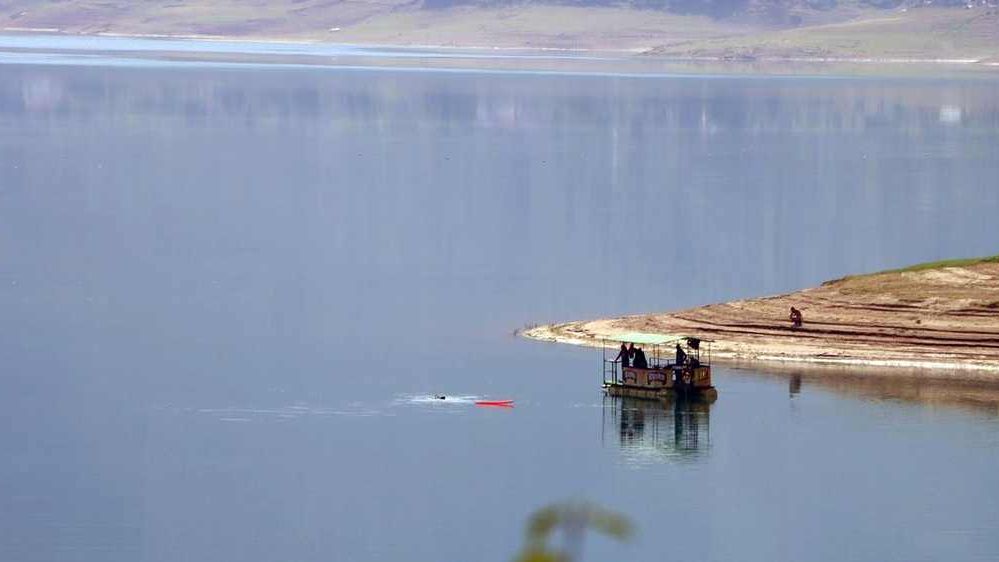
602,395,713,465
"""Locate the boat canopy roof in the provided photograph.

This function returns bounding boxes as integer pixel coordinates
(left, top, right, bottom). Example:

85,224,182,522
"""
613,332,673,345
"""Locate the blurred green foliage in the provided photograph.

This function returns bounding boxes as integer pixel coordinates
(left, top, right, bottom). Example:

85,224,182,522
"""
513,502,633,562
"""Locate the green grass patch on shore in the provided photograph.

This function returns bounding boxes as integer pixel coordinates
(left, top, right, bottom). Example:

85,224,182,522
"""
825,254,999,285
884,254,999,274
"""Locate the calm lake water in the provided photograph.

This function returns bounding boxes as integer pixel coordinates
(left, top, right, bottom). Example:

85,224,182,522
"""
2,41,999,562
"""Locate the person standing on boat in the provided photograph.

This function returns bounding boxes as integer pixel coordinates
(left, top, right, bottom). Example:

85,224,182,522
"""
633,347,648,369
675,343,687,366
615,343,631,368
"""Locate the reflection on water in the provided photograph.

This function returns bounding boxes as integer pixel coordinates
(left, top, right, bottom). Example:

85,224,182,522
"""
2,62,998,326
603,396,712,465
739,362,999,416
2,56,999,562
789,373,802,396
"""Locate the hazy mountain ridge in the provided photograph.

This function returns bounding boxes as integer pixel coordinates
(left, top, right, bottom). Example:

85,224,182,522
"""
2,0,989,27
423,0,986,21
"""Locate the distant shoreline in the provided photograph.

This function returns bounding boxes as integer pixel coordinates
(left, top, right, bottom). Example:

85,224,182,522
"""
2,15,997,69
0,28,638,53
521,257,999,377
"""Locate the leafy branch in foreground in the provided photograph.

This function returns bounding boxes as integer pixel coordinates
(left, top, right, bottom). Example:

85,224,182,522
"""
513,502,634,562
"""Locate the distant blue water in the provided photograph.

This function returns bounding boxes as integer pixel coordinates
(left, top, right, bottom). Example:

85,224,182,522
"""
1,48,998,562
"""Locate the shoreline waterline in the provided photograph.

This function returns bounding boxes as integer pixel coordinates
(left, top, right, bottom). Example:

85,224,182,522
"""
521,323,999,376
521,260,999,378
1,29,997,71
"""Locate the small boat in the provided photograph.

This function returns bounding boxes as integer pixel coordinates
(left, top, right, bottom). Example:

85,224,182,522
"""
475,399,514,407
602,333,717,401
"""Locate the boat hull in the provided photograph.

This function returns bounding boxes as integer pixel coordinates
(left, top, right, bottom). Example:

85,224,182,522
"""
604,364,717,401
604,383,718,402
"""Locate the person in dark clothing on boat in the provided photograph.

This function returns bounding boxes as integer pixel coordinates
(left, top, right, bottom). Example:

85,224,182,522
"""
675,343,687,366
615,343,631,368
633,347,648,369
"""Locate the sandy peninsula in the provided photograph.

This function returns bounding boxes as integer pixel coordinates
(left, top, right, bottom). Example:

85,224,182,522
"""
522,257,999,376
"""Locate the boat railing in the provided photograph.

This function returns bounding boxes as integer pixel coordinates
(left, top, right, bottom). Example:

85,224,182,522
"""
602,337,713,386
603,358,619,385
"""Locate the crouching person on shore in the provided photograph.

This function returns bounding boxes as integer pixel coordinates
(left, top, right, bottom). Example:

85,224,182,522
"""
790,306,803,329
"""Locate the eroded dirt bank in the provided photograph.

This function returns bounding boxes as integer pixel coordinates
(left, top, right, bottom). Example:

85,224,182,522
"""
522,261,999,376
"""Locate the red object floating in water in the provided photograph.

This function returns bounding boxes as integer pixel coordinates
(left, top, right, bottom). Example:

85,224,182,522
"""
475,400,514,407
